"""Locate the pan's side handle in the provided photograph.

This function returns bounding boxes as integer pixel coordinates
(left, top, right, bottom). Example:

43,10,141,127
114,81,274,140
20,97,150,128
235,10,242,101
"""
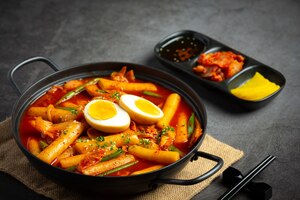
8,56,60,95
153,151,223,186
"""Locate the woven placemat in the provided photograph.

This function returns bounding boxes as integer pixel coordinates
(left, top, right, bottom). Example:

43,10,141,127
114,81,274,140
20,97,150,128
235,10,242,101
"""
0,117,244,200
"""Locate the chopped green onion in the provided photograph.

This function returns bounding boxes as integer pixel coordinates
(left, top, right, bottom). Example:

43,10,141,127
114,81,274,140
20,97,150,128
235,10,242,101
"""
95,136,105,142
188,113,195,137
96,89,108,93
111,92,121,100
142,91,162,98
161,126,174,135
139,138,150,145
55,78,100,105
98,160,139,176
169,145,185,157
66,166,77,172
56,106,78,115
101,149,123,162
76,138,83,143
39,140,48,150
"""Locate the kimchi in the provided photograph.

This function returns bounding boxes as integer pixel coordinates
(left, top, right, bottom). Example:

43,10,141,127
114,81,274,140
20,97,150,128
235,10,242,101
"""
193,51,244,82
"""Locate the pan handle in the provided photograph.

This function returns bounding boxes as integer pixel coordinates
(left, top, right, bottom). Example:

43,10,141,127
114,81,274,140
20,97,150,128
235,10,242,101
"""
153,151,223,186
8,56,60,95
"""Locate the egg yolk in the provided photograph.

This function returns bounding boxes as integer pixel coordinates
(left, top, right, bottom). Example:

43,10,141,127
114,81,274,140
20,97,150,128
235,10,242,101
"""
88,101,117,120
135,99,161,116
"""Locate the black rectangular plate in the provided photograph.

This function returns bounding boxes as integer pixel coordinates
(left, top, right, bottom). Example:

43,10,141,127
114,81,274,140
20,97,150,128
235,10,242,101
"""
154,30,286,109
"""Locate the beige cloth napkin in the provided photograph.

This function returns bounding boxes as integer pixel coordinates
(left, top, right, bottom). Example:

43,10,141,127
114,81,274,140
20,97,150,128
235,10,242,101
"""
0,117,244,200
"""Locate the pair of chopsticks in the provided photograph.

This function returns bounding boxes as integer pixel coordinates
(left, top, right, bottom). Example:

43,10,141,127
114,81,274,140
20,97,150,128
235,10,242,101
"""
218,155,276,200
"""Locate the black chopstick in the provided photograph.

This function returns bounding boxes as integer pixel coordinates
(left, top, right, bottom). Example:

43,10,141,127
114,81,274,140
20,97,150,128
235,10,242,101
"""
218,155,276,200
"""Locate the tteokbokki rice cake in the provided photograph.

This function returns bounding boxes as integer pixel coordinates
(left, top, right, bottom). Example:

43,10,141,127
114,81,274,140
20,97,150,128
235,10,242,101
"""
20,66,203,176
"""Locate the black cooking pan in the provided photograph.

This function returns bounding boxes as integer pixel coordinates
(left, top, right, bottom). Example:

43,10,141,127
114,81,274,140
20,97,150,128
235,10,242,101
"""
8,57,223,195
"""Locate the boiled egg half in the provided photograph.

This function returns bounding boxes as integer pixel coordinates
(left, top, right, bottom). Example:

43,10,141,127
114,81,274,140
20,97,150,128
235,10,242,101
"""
84,99,130,133
119,94,164,124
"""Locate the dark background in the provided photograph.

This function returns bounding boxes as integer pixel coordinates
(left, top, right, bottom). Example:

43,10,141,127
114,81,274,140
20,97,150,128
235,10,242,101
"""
1,0,300,199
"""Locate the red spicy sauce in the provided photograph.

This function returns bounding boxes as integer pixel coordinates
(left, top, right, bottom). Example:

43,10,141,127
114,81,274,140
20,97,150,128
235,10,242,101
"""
19,76,194,176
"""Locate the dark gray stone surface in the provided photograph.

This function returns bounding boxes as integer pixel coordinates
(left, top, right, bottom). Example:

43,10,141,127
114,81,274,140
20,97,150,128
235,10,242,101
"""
0,0,299,199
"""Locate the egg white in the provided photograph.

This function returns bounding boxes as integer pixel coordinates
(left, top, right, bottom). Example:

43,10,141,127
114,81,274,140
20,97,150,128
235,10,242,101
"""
119,94,164,124
84,99,130,133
